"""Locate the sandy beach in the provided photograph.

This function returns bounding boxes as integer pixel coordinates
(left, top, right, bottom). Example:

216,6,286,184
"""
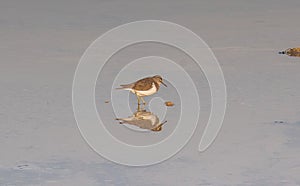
1,0,300,185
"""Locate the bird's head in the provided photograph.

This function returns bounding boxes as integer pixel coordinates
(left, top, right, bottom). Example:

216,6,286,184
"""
152,75,167,87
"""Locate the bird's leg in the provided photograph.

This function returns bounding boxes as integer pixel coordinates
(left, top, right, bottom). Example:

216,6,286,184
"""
141,97,146,105
140,97,146,112
136,95,141,105
137,104,141,112
135,94,142,111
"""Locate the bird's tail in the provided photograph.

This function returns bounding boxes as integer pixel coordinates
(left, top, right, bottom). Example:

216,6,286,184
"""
116,83,134,90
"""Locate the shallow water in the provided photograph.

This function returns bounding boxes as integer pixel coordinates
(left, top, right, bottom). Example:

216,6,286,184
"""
1,0,300,185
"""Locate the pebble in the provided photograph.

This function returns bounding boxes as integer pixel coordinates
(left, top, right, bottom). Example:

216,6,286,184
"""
165,101,174,107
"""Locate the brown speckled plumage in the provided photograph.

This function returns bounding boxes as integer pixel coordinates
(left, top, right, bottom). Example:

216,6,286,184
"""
118,75,165,92
117,75,167,105
132,77,159,91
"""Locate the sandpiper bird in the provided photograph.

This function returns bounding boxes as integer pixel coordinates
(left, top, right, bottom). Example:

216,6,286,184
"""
117,75,167,105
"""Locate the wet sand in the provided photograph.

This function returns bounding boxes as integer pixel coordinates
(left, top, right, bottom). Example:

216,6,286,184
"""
1,0,300,185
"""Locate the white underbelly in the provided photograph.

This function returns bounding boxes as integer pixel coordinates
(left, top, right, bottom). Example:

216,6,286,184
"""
134,83,157,96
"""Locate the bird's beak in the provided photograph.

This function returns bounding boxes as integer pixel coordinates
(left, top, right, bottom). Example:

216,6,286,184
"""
161,81,167,87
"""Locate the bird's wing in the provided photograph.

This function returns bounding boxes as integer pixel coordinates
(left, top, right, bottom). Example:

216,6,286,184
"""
132,78,153,91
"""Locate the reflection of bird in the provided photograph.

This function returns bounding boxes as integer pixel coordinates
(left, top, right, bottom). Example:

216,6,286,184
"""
116,110,166,132
117,75,167,105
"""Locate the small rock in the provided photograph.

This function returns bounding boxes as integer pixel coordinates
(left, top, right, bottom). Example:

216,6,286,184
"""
274,120,285,124
278,47,300,57
165,101,174,107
